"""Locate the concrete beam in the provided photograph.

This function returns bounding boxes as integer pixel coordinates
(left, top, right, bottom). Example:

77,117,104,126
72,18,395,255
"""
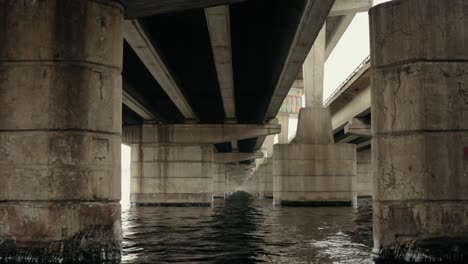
356,139,371,151
205,6,236,121
124,20,197,120
123,0,247,19
123,123,281,144
331,86,370,131
214,152,264,164
254,118,278,152
265,0,335,119
254,136,266,151
325,14,355,60
226,164,255,171
122,80,155,120
336,134,360,143
344,118,371,137
231,140,238,151
329,0,372,17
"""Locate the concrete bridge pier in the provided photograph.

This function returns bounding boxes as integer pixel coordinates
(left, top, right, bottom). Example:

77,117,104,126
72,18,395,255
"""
123,123,279,205
213,164,227,198
0,0,123,261
356,149,372,198
370,0,468,261
273,26,356,206
225,163,252,195
124,124,215,206
258,158,273,199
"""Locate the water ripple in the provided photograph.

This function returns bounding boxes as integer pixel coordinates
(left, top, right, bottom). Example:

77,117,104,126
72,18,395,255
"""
122,192,374,264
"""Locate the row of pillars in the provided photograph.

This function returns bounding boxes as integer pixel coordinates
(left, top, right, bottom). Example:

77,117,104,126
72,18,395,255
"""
248,0,468,262
0,0,467,262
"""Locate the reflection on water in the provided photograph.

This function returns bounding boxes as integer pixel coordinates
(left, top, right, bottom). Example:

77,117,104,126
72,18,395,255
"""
122,192,373,263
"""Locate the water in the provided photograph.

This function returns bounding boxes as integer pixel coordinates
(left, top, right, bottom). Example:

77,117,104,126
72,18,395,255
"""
122,192,374,264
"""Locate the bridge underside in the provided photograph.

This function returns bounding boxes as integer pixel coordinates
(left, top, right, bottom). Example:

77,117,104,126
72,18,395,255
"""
122,0,334,153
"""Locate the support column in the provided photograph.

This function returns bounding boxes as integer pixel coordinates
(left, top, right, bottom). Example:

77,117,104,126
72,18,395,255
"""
0,0,123,261
213,164,226,198
356,149,372,198
277,113,290,144
371,0,468,261
225,164,251,195
260,158,273,198
126,124,214,206
257,163,266,198
273,25,356,206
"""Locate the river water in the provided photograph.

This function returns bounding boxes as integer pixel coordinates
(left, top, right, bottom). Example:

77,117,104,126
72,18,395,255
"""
121,192,374,264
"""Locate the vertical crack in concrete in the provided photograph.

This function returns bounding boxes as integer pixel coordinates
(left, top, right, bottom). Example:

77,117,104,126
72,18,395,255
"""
392,71,402,130
94,71,104,101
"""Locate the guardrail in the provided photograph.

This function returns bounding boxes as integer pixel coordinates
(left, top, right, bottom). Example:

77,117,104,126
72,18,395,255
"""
323,55,371,106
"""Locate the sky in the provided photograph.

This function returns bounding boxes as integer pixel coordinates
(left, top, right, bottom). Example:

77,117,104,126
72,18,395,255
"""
324,0,391,100
121,0,393,205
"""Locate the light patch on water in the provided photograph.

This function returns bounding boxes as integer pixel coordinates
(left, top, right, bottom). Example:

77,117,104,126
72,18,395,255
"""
309,231,373,264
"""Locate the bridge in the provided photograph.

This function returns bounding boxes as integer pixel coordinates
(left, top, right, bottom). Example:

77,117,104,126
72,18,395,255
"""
1,0,467,262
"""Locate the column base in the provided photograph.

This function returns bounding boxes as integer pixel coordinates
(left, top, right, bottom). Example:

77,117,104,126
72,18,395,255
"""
130,193,212,206
274,200,352,207
0,202,121,263
273,143,356,206
374,237,468,263
130,143,214,207
374,200,468,263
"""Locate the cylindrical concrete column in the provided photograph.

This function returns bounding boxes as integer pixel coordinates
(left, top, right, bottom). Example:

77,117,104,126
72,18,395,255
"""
0,0,123,261
370,0,468,261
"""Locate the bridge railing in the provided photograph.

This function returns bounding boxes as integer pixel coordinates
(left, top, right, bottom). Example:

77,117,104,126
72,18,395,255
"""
323,55,370,106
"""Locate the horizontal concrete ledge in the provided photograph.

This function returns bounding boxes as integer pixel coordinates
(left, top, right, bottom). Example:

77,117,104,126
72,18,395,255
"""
357,195,373,199
329,0,372,17
123,123,281,144
131,202,212,207
372,58,468,70
213,152,264,164
373,129,468,137
0,201,121,205
0,129,120,135
0,59,122,71
274,201,352,207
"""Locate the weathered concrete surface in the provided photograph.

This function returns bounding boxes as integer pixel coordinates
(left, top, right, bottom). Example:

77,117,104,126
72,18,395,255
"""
293,107,334,145
123,123,280,144
370,0,468,261
213,164,226,198
259,159,273,198
213,152,263,164
329,0,372,17
273,25,356,206
0,0,123,261
205,5,236,121
130,142,214,206
225,164,251,195
277,113,290,144
356,149,372,197
273,144,356,205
